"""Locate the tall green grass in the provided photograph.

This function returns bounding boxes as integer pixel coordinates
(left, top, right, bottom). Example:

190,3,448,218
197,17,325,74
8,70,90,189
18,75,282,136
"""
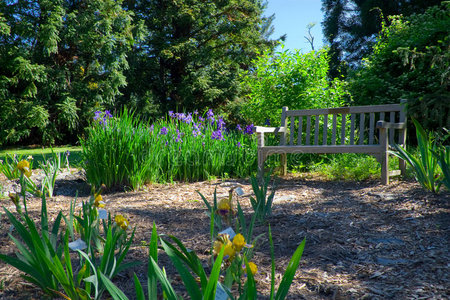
81,109,257,189
0,146,82,168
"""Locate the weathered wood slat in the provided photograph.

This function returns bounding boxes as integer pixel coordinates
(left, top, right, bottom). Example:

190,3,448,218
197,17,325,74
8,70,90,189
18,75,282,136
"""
323,114,328,145
389,111,395,145
297,116,303,145
369,112,375,145
314,115,320,145
359,113,365,145
280,107,288,145
285,104,402,117
332,114,337,145
306,115,311,145
290,116,294,146
350,113,355,145
341,114,347,145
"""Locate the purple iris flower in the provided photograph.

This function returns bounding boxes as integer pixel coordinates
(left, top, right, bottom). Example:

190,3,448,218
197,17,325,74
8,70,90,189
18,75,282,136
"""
236,142,241,148
104,110,112,118
217,117,226,130
168,111,174,118
236,124,242,131
93,111,102,121
264,118,271,126
192,123,201,137
160,127,168,135
211,129,225,141
244,124,255,135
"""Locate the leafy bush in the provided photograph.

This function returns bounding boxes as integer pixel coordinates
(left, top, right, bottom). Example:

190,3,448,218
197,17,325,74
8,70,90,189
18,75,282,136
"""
348,3,450,135
81,109,258,189
239,47,350,126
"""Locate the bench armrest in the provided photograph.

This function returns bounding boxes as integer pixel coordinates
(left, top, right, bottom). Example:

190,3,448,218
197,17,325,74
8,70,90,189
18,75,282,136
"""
253,126,286,134
376,121,406,130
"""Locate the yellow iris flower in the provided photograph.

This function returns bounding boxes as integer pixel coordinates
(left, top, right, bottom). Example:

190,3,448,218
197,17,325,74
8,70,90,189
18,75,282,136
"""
17,160,32,177
213,235,235,260
114,214,129,230
94,194,105,208
216,199,231,216
232,233,245,252
244,262,258,275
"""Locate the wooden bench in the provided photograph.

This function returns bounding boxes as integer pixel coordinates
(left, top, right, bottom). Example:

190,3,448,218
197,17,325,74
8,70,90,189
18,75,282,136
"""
254,103,407,184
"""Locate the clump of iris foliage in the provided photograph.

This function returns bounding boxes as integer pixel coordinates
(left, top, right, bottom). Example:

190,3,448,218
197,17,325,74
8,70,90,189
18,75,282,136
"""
81,109,257,189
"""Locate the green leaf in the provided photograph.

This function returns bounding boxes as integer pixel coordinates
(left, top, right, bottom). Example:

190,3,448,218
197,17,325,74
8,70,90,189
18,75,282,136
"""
275,238,306,300
160,239,202,299
203,245,225,300
99,271,129,300
149,257,178,299
133,273,145,300
148,222,158,297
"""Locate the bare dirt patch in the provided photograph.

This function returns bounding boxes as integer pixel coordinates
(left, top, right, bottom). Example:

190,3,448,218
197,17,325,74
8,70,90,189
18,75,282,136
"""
1,170,449,299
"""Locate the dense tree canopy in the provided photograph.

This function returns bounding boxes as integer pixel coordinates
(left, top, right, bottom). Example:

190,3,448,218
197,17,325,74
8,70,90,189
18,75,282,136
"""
321,0,442,77
0,0,137,145
120,0,277,117
348,3,450,133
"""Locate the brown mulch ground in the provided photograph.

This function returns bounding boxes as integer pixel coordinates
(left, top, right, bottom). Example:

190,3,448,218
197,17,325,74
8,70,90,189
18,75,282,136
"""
0,170,449,299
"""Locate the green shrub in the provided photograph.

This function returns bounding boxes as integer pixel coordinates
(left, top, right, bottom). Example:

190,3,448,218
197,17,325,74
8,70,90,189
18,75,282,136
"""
239,47,350,126
348,3,450,135
313,153,382,181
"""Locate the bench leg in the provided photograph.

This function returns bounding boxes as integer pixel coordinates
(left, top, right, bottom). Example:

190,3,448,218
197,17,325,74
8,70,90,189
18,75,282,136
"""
280,153,287,176
399,158,406,177
380,128,389,185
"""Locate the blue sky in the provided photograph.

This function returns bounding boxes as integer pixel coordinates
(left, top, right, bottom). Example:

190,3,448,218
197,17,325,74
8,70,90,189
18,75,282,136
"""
264,0,325,52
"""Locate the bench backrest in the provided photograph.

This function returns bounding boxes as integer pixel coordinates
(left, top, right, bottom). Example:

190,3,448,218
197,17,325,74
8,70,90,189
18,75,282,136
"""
280,103,407,147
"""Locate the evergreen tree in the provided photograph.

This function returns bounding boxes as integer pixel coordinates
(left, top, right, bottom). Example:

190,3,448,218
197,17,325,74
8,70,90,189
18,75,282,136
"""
120,0,277,116
0,0,136,145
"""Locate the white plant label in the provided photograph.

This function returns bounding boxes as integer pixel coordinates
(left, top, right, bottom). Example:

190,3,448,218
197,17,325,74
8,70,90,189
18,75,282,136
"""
235,187,244,196
98,209,108,219
68,238,87,251
219,227,236,240
215,284,228,300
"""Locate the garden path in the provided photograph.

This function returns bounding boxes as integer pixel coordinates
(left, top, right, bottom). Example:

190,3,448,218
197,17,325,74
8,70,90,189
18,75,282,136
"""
0,171,449,299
